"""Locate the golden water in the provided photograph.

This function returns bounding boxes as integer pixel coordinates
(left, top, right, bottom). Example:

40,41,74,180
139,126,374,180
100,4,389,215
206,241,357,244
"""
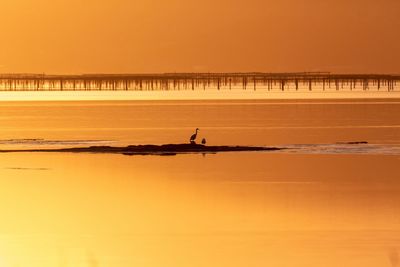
0,99,399,267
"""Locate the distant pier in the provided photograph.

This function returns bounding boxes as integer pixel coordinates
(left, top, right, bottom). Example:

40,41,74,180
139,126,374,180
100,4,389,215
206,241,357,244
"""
0,72,398,91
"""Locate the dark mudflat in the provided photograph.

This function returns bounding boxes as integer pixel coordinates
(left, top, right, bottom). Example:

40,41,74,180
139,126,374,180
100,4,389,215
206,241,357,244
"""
0,143,282,156
336,141,369,145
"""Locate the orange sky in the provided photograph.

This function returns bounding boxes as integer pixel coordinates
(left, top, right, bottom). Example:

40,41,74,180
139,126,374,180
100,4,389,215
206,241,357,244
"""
0,0,399,74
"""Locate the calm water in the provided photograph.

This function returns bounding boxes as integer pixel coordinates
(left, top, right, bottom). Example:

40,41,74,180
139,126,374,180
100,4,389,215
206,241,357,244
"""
0,99,400,267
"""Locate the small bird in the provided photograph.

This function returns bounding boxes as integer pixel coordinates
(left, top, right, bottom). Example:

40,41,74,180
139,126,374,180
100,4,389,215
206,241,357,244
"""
201,138,206,145
190,128,199,144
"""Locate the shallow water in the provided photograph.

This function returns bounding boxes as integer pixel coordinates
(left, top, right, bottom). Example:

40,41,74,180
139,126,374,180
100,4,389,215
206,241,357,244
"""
1,99,400,148
0,99,399,267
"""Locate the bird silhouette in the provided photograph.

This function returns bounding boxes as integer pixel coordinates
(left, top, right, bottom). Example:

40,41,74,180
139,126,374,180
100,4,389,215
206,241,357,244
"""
190,128,199,144
201,138,206,145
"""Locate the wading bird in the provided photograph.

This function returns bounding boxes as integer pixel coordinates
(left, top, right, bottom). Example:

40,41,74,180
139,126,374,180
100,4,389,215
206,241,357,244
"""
190,128,199,144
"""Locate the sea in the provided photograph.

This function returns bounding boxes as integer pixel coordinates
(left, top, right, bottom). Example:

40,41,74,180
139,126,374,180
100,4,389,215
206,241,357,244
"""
0,97,399,267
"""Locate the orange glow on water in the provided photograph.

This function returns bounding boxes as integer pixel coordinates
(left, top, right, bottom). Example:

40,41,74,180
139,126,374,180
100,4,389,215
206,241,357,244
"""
0,100,399,266
0,152,400,267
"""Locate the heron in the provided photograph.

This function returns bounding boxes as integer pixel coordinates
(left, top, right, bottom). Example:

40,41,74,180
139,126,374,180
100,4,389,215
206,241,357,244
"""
190,128,199,144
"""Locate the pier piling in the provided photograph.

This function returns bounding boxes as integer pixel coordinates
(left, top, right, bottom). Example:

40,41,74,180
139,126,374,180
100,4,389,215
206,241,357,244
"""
0,73,398,92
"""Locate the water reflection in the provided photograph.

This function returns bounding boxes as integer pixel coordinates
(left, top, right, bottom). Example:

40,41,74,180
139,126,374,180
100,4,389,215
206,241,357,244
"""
0,152,399,266
0,99,399,267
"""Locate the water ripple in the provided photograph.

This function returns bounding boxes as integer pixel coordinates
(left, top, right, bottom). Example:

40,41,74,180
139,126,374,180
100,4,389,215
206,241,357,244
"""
283,143,400,155
0,138,115,146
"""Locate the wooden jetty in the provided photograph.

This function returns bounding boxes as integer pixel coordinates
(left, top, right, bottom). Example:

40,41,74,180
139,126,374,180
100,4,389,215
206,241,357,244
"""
0,72,398,91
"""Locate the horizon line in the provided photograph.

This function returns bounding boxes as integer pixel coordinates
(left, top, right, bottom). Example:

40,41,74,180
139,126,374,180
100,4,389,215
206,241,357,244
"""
1,72,400,78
